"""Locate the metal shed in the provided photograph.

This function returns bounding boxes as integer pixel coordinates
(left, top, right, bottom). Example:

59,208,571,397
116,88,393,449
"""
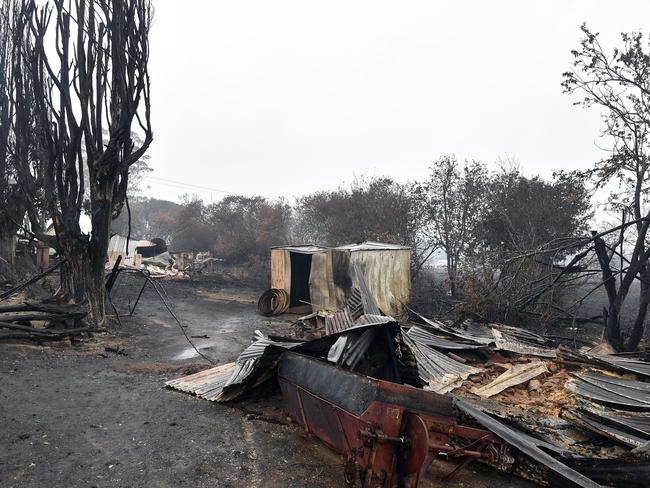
270,241,411,316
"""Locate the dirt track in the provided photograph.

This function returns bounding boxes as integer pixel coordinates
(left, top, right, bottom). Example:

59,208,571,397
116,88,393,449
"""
0,279,532,488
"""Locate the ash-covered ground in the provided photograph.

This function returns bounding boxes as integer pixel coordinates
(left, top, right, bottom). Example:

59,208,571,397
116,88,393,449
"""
0,277,532,488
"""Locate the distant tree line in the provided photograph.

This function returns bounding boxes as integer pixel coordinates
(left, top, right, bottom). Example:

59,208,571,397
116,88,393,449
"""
124,160,592,328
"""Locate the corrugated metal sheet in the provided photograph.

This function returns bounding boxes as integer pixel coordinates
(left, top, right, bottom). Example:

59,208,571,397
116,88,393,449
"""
323,271,388,335
491,329,557,359
324,308,355,335
402,332,481,394
334,241,411,251
597,355,650,378
270,245,328,253
308,251,337,310
566,372,650,410
489,322,548,345
347,249,410,317
345,288,364,319
559,348,650,378
581,371,650,398
455,399,601,488
355,314,392,325
567,406,650,448
269,242,411,316
405,325,484,350
165,362,236,399
353,262,381,316
411,310,557,358
410,310,493,345
166,331,303,402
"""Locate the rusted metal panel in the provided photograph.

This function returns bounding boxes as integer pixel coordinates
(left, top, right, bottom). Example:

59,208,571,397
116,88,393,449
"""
278,352,511,487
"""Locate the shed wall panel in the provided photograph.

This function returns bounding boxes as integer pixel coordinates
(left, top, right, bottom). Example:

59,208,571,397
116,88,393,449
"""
348,249,410,317
308,252,332,310
271,249,291,293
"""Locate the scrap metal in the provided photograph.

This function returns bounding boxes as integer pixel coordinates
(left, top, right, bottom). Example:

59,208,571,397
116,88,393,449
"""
454,399,601,488
324,268,386,334
402,332,481,394
559,348,650,378
409,310,493,345
405,325,484,350
491,329,557,359
565,372,650,410
167,330,303,401
167,290,650,487
566,406,650,448
278,352,513,488
257,288,290,316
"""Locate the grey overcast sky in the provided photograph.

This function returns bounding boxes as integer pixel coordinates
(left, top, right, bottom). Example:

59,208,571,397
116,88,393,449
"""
143,1,650,203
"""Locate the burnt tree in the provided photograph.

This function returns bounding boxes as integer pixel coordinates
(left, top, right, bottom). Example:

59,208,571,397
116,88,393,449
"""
6,1,45,252
0,2,11,262
563,25,650,351
28,0,153,324
0,1,33,264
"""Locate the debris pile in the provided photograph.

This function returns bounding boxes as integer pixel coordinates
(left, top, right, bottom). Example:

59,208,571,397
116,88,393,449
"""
167,267,650,487
0,302,98,341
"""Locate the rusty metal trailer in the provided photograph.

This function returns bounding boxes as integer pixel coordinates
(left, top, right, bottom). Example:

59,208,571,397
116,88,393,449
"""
278,352,513,487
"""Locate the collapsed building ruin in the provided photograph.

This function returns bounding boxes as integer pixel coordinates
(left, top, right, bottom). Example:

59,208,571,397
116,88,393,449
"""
168,264,650,488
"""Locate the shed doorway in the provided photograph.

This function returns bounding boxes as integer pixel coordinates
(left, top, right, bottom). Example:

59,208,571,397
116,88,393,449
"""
289,252,312,309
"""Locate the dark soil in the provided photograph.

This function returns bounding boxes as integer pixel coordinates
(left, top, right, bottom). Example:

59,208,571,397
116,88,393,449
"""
0,277,533,488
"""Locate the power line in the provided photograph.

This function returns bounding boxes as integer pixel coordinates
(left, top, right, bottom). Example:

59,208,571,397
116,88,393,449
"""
142,175,235,195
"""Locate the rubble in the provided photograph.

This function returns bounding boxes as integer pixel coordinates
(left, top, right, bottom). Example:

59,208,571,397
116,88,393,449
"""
472,361,548,398
167,267,650,487
0,301,98,341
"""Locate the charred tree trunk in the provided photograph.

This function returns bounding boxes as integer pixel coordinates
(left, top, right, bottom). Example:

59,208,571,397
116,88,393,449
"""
592,232,623,350
57,180,115,325
627,265,650,351
0,190,27,266
0,233,17,265
592,229,650,352
27,0,153,326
